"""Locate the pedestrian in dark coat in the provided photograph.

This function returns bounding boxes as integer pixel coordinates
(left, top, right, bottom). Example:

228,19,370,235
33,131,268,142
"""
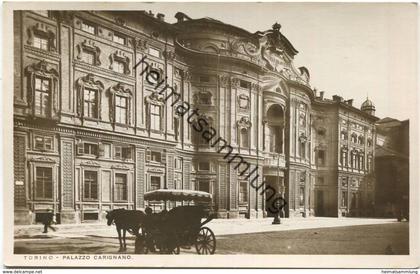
42,209,56,233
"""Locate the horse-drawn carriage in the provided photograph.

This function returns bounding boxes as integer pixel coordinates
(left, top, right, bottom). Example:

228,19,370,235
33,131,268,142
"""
106,189,216,254
135,189,216,254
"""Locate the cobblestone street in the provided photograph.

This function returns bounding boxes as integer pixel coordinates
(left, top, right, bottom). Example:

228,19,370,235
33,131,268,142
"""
14,218,408,255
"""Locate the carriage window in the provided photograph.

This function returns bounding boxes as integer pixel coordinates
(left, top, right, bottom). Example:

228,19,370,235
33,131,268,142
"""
197,180,210,193
150,176,161,191
83,212,98,221
84,143,98,156
151,151,161,163
84,170,98,200
115,173,127,201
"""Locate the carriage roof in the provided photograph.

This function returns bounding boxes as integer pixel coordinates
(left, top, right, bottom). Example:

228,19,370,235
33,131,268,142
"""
144,189,212,202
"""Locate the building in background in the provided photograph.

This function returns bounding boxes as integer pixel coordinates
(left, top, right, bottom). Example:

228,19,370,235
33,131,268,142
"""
375,118,409,220
14,10,382,224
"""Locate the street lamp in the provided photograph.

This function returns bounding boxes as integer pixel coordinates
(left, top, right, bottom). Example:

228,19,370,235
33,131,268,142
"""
272,154,281,224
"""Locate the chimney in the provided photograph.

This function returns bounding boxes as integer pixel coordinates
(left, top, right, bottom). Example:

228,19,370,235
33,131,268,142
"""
319,91,324,100
332,95,343,102
156,13,165,22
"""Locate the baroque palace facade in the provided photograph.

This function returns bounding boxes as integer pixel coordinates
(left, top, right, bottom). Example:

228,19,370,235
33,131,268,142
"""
13,10,378,224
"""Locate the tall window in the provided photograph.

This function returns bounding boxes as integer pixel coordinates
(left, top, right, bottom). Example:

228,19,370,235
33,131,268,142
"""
299,186,305,206
34,76,51,117
359,155,364,170
197,180,210,193
341,191,348,207
174,118,180,141
113,60,125,74
84,88,98,118
341,131,348,141
351,152,357,168
268,126,282,153
150,176,161,190
299,141,306,159
33,35,49,50
340,149,348,166
115,95,127,124
317,150,326,166
150,104,161,131
84,170,98,200
82,50,95,65
367,156,373,172
82,22,95,34
35,167,53,199
115,173,128,201
240,128,249,148
239,182,248,204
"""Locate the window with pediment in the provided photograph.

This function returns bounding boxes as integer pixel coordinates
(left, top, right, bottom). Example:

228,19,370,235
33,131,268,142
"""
25,60,59,119
76,74,104,120
27,23,56,52
109,50,131,75
76,40,101,66
108,83,132,125
145,93,164,132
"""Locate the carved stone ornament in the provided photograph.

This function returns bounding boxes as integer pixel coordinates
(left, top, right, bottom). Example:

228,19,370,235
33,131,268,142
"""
112,164,130,170
251,83,261,92
231,77,240,88
109,50,131,74
162,50,175,61
135,39,148,52
27,22,57,51
24,60,59,119
300,170,306,182
219,75,230,87
108,83,132,124
183,70,192,81
76,39,101,66
114,17,126,26
81,160,100,167
238,94,250,110
145,92,165,106
193,90,213,106
29,156,56,163
298,133,307,143
237,116,252,128
76,74,104,118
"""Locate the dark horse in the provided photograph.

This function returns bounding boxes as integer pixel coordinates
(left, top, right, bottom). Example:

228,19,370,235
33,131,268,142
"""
106,209,146,252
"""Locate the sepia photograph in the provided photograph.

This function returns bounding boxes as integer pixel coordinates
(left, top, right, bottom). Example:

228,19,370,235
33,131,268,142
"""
2,1,419,268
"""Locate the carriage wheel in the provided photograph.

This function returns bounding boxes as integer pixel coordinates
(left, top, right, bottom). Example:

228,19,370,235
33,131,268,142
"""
195,227,216,255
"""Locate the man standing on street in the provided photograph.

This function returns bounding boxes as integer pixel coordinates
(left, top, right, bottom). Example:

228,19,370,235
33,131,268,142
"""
42,208,56,233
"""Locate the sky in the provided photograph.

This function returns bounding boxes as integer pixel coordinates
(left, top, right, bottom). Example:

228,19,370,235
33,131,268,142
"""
138,2,417,120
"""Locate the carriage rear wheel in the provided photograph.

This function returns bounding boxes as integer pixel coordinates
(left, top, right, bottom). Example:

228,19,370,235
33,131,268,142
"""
195,227,216,255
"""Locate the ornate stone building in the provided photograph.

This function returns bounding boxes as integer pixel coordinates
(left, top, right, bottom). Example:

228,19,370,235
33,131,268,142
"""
13,10,378,224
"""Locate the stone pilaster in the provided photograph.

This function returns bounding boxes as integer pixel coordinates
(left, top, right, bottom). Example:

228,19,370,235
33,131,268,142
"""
60,137,76,223
135,146,146,209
